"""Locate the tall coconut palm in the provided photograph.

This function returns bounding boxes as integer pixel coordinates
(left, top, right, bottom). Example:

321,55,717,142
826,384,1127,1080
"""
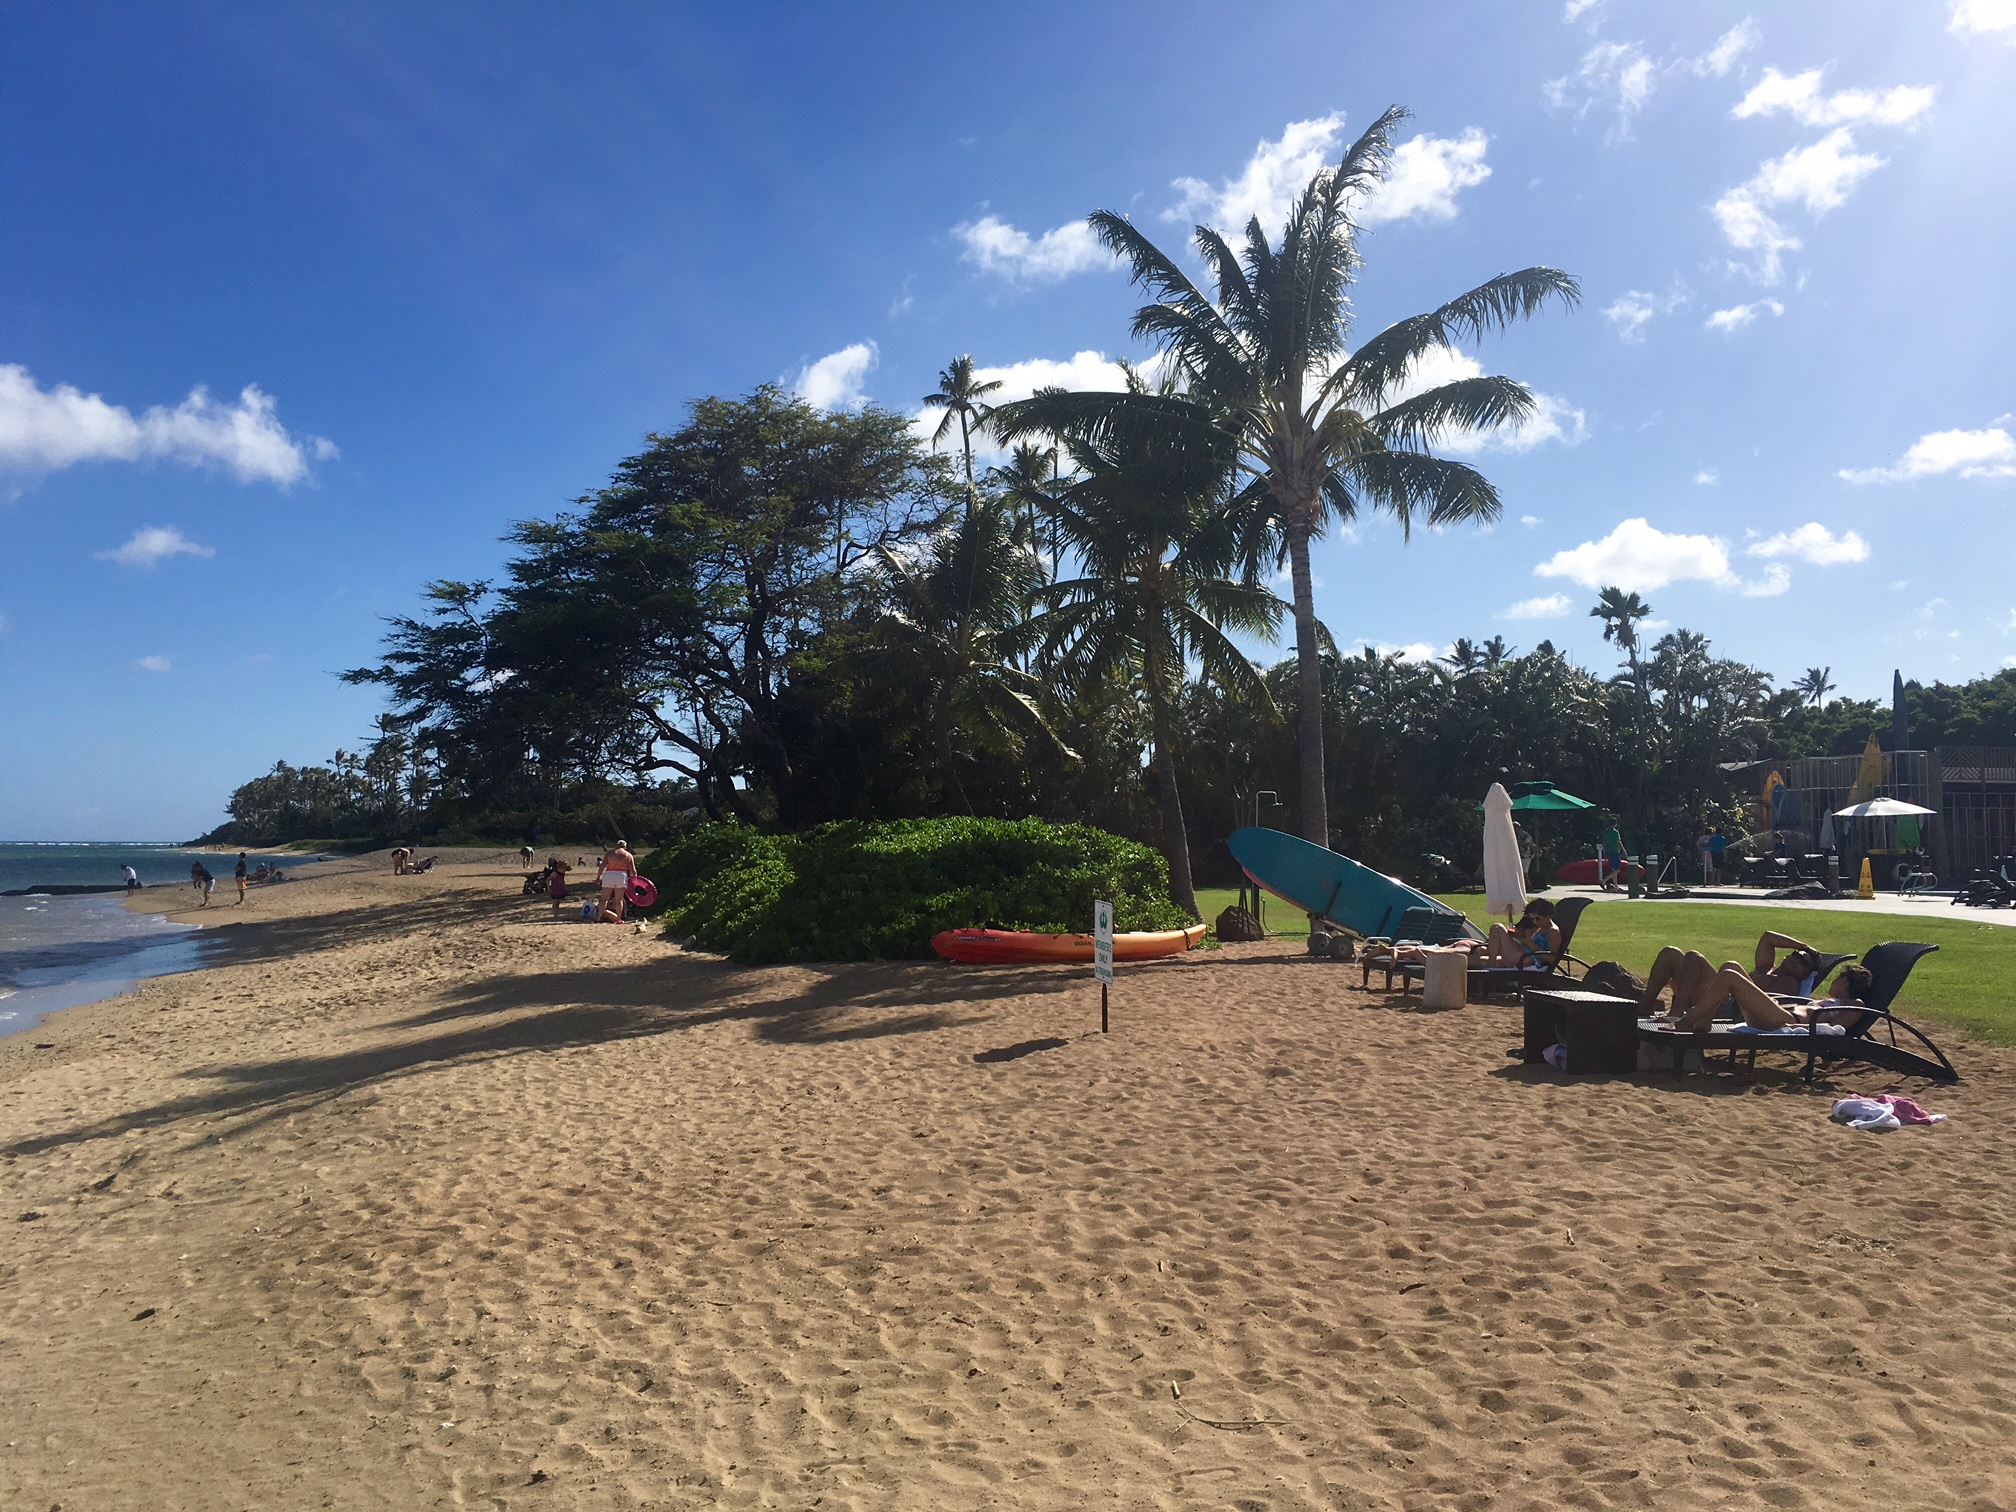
1591,586,1653,693
921,354,1003,501
1796,666,1836,708
1029,401,1282,919
1592,585,1655,818
983,442,1070,579
864,499,1062,815
996,106,1579,847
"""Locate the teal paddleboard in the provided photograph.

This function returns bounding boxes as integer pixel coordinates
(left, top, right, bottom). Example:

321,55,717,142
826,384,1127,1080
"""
1228,827,1468,939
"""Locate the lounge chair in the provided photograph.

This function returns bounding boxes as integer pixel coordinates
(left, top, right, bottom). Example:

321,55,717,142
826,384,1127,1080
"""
1368,897,1594,999
1638,941,1955,1083
1468,896,1595,997
1359,907,1485,990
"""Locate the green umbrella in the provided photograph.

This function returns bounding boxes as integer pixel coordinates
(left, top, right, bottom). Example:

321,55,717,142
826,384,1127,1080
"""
1474,781,1594,812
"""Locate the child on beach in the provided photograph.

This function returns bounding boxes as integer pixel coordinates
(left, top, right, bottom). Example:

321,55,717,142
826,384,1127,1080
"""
235,853,249,905
547,858,571,917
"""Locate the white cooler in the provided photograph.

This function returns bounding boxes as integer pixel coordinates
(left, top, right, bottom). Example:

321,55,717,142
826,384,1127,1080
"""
1419,945,1470,1010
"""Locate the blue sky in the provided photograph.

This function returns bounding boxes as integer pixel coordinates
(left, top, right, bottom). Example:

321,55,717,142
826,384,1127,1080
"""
2,2,2012,840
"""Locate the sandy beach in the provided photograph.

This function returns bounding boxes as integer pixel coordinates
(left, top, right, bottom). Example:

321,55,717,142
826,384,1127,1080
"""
2,852,2013,1511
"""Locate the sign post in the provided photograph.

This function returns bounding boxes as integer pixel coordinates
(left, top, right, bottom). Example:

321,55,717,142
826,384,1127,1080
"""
1092,899,1113,1033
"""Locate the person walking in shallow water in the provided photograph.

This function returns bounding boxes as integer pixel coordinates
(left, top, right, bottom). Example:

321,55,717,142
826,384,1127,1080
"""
234,852,249,905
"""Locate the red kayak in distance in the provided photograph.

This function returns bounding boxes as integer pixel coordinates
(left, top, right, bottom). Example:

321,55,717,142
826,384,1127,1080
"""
1555,858,1643,885
931,924,1207,964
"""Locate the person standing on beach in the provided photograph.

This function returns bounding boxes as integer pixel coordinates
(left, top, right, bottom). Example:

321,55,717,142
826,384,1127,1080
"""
194,861,214,907
546,858,571,917
234,852,249,905
122,863,140,893
598,840,634,923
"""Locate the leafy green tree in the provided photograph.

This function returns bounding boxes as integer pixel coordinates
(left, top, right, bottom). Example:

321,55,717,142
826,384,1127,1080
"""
999,106,1578,848
349,388,953,824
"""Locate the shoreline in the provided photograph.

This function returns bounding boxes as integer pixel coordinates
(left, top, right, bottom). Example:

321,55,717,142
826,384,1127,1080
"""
4,852,2014,1509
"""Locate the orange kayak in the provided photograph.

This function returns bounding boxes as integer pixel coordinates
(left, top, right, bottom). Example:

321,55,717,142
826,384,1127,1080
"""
930,924,1206,964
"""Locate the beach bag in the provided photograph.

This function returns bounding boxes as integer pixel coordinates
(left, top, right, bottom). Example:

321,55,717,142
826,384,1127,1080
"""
580,899,598,922
1583,960,1647,999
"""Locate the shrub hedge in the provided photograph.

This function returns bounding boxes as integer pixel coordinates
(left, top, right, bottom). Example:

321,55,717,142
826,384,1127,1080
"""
635,817,1191,964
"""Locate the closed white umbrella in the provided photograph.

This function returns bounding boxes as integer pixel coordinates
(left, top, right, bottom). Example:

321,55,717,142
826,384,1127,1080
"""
1482,782,1527,922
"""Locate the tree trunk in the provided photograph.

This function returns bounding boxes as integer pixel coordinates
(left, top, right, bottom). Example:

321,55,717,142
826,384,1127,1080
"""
935,686,973,816
1287,527,1328,847
1151,735,1201,921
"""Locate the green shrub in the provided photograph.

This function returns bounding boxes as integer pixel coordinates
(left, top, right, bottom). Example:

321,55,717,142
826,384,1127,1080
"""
637,817,1191,964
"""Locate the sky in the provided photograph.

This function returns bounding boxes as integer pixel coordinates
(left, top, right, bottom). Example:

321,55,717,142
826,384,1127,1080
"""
1,1,2012,840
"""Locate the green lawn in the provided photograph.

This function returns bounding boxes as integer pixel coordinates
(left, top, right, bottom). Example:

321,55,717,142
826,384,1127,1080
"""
1195,885,2016,1045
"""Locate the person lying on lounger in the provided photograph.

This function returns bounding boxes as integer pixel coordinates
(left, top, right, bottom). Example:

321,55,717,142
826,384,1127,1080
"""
1645,947,1873,1033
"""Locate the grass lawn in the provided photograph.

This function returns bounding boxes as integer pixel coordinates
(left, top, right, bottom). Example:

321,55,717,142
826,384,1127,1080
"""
1195,885,2016,1045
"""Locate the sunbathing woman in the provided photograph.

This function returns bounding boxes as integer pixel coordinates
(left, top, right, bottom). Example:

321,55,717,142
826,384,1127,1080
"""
1651,955,1873,1033
1472,898,1562,970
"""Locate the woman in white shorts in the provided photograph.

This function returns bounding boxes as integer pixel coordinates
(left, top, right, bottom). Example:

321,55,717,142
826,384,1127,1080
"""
598,840,635,922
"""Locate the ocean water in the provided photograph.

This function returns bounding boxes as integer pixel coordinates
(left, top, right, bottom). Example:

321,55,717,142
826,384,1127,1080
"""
0,844,322,1038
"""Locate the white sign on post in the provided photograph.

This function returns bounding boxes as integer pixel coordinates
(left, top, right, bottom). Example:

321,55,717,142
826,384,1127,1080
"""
1092,900,1114,984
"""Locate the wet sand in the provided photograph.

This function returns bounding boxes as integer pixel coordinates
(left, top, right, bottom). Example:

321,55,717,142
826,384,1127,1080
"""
2,851,2012,1510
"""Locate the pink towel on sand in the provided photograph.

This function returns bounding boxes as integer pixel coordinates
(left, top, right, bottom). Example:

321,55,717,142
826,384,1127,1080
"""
1868,1093,1945,1125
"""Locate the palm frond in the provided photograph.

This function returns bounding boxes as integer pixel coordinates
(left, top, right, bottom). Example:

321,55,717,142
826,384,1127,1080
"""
1338,448,1503,540
1367,375,1536,449
1331,268,1582,409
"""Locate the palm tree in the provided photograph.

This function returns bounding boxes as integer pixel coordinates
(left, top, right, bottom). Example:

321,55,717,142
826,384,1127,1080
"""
1444,637,1483,675
983,442,1069,581
921,354,1003,501
1481,634,1512,668
1796,666,1836,708
864,499,1062,815
1592,586,1654,818
1590,586,1653,692
995,107,1579,847
1030,403,1283,919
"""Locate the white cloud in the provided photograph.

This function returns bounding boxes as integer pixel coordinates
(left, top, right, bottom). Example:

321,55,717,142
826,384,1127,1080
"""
1544,42,1659,137
1533,517,1787,596
1838,426,2016,483
1500,594,1573,620
1355,640,1442,664
1712,129,1885,283
1695,468,1720,485
791,342,879,411
1167,115,1491,232
1520,514,1542,527
1536,518,1732,592
98,526,216,569
137,655,171,673
1732,67,1936,128
1387,344,1587,455
1951,0,2016,38
1360,129,1492,224
952,215,1112,282
1746,522,1870,564
1563,0,1603,19
1706,298,1785,332
1688,19,1761,77
1603,285,1687,342
1168,114,1345,231
0,365,328,485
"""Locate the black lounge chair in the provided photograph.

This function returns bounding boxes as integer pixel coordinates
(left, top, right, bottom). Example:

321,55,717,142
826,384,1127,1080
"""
1639,941,1956,1083
1368,897,1594,999
1360,907,1484,990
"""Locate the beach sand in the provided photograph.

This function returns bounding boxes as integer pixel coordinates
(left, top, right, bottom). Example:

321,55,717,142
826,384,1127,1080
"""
3,852,2013,1510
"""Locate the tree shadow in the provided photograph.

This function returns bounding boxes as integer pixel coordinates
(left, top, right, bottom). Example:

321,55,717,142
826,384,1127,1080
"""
3,951,1081,1158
